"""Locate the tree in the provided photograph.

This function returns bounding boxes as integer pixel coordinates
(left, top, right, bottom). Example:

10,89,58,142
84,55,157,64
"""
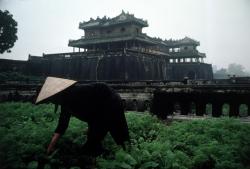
0,10,18,54
216,68,227,75
227,63,247,76
213,68,228,79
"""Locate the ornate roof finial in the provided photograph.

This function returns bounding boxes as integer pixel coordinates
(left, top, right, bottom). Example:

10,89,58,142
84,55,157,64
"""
121,10,125,14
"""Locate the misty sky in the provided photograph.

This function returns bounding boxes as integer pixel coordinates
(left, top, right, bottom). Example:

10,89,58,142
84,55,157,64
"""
0,0,250,70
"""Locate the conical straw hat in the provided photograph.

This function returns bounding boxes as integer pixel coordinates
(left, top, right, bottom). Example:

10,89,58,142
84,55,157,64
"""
36,77,77,104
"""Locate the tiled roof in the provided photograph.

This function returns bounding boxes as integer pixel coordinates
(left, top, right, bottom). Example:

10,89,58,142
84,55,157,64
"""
79,11,148,29
68,33,157,47
165,37,200,46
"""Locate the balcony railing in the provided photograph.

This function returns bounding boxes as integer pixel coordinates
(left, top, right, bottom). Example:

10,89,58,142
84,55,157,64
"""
69,32,153,44
170,50,206,58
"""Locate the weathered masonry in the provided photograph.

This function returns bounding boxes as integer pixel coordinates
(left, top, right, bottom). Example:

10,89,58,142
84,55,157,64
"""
151,84,250,118
0,11,213,81
1,79,250,118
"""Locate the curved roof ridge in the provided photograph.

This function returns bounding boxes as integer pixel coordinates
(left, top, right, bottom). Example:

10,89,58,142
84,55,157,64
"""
79,11,148,29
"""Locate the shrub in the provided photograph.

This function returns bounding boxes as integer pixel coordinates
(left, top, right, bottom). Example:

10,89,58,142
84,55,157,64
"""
0,102,250,169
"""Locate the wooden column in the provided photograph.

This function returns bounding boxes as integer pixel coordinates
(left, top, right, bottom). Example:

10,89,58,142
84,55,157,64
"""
229,103,239,117
180,101,190,115
196,102,206,116
246,103,250,116
152,93,168,119
212,102,222,117
247,103,250,116
165,101,174,117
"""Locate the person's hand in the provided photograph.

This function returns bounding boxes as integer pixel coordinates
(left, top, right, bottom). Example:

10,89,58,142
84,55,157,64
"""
47,133,60,155
47,144,55,155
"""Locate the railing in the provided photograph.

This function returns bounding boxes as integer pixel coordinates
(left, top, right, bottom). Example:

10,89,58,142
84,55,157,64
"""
128,47,169,56
169,50,206,58
82,32,136,40
69,33,156,44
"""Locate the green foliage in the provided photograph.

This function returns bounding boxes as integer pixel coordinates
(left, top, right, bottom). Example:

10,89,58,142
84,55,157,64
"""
0,10,18,53
0,102,250,169
0,102,86,169
239,104,248,117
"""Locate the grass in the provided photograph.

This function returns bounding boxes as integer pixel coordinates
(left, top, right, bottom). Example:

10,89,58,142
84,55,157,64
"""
0,102,250,169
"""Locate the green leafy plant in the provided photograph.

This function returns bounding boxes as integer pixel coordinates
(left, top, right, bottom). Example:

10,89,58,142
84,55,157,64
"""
0,102,250,169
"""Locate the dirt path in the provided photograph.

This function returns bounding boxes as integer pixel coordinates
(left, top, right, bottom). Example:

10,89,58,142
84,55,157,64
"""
166,114,250,123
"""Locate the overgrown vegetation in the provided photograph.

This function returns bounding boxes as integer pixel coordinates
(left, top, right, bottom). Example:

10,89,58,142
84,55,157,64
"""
0,102,250,169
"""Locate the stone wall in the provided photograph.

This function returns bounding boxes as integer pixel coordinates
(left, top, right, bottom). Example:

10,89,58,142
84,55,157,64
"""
0,59,27,73
152,89,250,118
0,51,213,81
168,63,213,80
25,50,169,81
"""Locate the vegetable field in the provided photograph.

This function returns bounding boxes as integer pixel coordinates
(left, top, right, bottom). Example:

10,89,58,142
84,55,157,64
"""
0,102,250,169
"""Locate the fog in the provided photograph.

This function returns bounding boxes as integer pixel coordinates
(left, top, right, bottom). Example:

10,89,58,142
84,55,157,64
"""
0,0,250,70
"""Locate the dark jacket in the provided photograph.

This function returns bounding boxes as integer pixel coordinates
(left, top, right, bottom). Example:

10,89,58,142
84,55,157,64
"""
53,83,129,147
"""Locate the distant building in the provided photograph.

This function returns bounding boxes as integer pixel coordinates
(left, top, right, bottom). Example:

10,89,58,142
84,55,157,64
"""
167,37,213,80
1,11,213,81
